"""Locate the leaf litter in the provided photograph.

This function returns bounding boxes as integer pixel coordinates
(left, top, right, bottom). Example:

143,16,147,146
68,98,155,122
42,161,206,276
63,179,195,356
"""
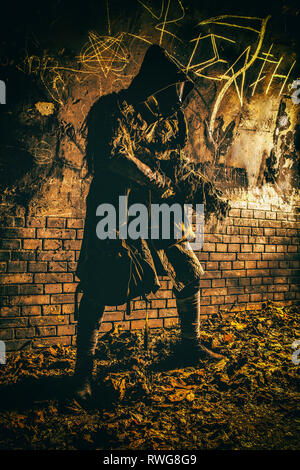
0,301,299,450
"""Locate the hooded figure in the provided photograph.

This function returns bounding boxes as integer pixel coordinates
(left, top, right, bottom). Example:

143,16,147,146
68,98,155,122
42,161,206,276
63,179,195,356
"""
73,45,227,402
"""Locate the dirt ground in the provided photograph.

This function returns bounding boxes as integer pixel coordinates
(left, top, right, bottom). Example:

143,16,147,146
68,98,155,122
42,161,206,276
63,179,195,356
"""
0,301,299,450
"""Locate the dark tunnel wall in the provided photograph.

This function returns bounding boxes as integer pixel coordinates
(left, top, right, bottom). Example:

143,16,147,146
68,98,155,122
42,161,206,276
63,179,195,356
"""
0,1,299,350
0,0,299,217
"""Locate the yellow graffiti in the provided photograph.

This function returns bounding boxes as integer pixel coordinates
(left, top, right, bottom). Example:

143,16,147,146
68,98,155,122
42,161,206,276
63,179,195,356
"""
195,15,271,134
138,0,185,45
250,44,296,96
265,57,296,96
78,32,130,77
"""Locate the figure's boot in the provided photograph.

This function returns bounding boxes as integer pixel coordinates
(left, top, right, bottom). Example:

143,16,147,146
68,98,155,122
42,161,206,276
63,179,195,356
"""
175,290,225,364
73,295,105,403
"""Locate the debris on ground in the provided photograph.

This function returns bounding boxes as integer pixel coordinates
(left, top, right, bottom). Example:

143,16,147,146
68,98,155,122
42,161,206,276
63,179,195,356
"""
0,301,299,450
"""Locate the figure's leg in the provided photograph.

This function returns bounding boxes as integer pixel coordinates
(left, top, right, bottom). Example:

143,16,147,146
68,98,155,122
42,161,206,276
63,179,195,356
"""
175,284,224,363
73,294,105,401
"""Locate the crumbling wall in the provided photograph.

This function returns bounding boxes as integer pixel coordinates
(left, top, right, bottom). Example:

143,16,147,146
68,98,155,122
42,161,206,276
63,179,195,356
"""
0,197,299,351
0,1,299,350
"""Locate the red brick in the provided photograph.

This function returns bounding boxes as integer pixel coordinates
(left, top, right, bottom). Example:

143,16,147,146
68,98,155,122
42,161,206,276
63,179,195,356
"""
233,261,245,269
220,261,232,269
36,326,57,336
196,252,209,261
50,294,74,304
22,305,41,315
211,296,225,304
239,227,252,235
241,244,252,252
0,251,10,261
164,317,179,327
23,239,42,250
0,228,35,238
43,239,62,250
0,273,33,284
199,279,211,287
158,308,178,317
229,208,240,217
252,228,264,236
11,251,35,261
43,305,62,315
0,317,28,328
48,261,67,272
206,261,219,270
216,243,227,252
8,295,50,306
222,270,246,278
212,279,225,287
19,285,43,295
76,230,84,239
7,261,27,272
67,218,84,229
63,283,77,293
151,299,166,308
204,234,223,243
203,270,221,279
38,251,75,261
155,289,172,299
34,273,73,283
257,261,268,268
223,235,248,244
63,240,82,250
253,210,265,219
0,306,20,316
32,336,71,348
203,242,215,252
259,220,281,228
0,239,21,250
238,253,261,260
26,217,45,228
225,295,237,303
0,262,6,273
28,261,47,272
37,228,75,239
227,226,239,235
29,315,68,326
0,329,14,340
99,322,113,333
210,253,235,261
62,304,74,314
5,339,32,351
57,324,76,335
15,328,35,339
234,218,258,227
47,218,65,228
228,244,240,252
237,294,249,302
241,209,253,218
268,284,289,292
247,269,270,277
202,287,227,296
45,284,62,294
262,253,284,260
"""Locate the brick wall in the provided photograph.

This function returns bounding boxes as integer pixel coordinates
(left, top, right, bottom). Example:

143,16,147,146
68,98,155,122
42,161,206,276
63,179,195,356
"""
0,200,299,351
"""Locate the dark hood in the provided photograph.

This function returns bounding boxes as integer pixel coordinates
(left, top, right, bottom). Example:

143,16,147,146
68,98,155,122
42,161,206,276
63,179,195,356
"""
125,45,193,111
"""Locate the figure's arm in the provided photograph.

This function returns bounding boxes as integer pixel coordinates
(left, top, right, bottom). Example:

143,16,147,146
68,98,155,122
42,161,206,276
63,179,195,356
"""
107,150,175,199
106,113,175,199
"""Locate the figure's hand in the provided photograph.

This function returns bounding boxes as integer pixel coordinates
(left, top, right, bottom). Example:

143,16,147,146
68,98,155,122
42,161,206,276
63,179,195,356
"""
175,110,188,148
